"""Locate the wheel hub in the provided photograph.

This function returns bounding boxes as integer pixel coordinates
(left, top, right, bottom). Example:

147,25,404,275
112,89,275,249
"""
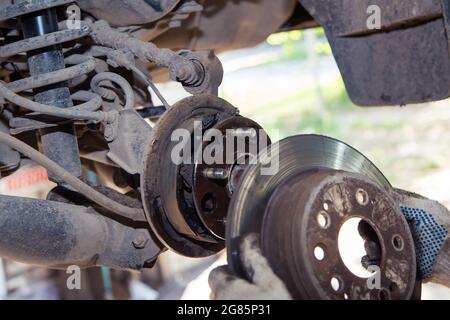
141,95,269,257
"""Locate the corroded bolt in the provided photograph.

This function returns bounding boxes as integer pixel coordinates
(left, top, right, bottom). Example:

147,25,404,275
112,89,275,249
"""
132,234,149,249
175,63,198,84
104,124,115,142
203,168,229,180
231,128,257,138
203,199,215,212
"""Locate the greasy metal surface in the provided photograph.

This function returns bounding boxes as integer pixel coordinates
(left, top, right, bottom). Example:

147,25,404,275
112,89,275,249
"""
227,134,391,276
193,116,268,240
300,0,450,106
261,170,417,300
141,95,238,257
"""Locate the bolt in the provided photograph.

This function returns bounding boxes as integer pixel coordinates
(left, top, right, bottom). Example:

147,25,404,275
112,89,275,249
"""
203,168,229,180
80,24,91,33
231,128,257,138
176,63,198,84
132,233,149,249
104,124,114,142
203,198,215,212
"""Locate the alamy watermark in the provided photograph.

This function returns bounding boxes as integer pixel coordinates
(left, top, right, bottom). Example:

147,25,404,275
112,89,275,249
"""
170,121,279,176
66,4,81,30
66,265,81,290
366,265,381,290
367,5,382,30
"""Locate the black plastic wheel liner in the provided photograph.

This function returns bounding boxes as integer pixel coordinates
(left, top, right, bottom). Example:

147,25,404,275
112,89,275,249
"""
300,0,450,106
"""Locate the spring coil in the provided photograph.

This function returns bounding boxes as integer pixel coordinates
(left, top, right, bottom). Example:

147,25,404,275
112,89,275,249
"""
0,0,104,133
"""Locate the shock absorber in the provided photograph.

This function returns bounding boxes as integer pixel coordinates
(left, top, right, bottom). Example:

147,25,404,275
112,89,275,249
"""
0,0,94,182
20,5,81,181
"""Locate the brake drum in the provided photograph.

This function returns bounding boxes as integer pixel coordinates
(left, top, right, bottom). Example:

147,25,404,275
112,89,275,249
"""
141,95,269,257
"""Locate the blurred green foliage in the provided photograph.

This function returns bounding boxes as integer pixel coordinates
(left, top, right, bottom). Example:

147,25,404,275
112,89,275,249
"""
225,29,450,196
267,28,332,61
242,77,354,139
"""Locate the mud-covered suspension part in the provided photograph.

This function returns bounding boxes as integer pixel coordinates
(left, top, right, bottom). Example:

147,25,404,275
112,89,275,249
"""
0,1,102,179
19,4,81,181
90,20,223,95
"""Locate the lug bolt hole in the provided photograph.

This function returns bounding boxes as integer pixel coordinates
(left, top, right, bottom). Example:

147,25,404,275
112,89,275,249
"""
314,245,326,261
355,189,369,206
378,288,390,300
331,277,341,292
317,211,330,229
392,235,404,251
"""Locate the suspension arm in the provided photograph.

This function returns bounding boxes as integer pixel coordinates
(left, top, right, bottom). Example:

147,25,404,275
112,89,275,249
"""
90,20,223,95
0,195,161,270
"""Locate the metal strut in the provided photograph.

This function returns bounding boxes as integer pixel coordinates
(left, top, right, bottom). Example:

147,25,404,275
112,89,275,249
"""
20,6,82,182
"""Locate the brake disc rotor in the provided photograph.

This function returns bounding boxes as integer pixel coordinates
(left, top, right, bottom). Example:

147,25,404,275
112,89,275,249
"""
262,170,417,300
227,134,418,299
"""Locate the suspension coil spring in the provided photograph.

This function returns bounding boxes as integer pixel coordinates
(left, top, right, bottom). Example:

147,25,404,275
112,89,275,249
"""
0,0,103,133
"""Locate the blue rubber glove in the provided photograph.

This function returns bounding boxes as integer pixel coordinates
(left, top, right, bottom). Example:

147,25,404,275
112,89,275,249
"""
395,189,450,285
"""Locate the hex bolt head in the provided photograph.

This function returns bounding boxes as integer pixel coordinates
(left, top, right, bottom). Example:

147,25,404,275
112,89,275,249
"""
132,234,149,249
203,199,215,211
232,128,257,138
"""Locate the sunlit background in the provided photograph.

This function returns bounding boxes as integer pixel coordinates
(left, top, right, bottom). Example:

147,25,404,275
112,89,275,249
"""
1,28,450,300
